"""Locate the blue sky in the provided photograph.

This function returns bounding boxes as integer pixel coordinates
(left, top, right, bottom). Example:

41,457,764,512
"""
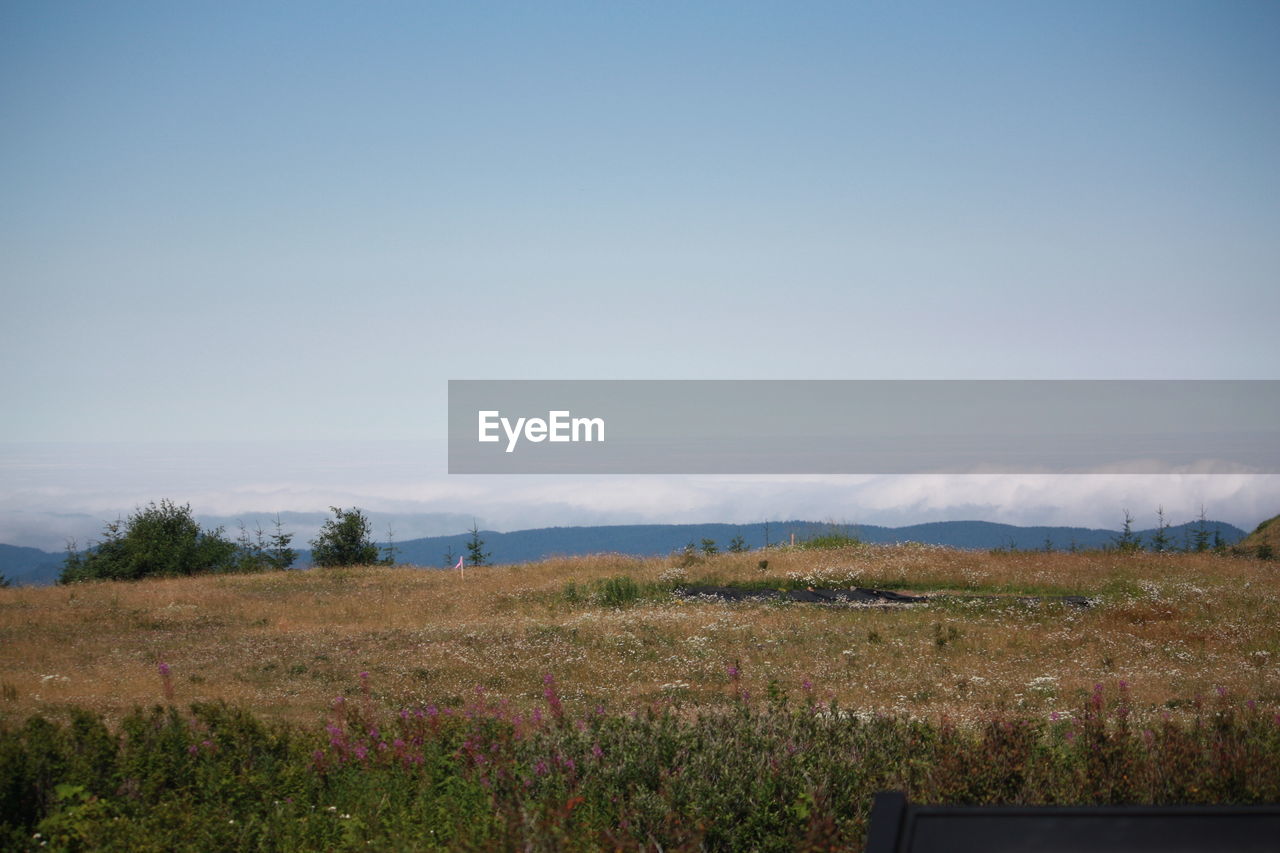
2,2,1277,547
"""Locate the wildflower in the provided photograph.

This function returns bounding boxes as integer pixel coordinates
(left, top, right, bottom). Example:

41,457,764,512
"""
157,662,175,701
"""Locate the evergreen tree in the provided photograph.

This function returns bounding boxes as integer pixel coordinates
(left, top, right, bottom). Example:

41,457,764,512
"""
727,535,748,553
267,515,296,570
700,538,719,557
1150,506,1172,553
465,522,489,567
1115,509,1142,554
381,526,399,567
234,517,295,572
1191,506,1212,553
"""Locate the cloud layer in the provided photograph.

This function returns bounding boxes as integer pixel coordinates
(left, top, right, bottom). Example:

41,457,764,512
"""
2,442,1274,551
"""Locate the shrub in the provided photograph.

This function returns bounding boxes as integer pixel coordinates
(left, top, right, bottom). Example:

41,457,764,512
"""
60,500,244,583
310,507,386,568
2,683,1278,852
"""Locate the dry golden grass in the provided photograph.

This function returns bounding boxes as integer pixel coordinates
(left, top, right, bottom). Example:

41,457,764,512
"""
2,545,1278,727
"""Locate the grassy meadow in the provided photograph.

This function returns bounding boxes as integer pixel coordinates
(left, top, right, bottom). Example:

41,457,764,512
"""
3,544,1278,724
2,544,1279,849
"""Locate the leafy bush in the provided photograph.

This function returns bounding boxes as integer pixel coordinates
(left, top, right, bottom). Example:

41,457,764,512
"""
60,501,297,583
61,501,246,583
310,507,386,568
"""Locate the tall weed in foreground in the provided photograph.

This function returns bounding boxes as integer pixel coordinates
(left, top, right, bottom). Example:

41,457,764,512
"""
2,680,1279,851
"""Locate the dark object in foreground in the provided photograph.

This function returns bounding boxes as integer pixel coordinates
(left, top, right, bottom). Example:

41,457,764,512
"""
675,585,927,604
675,585,1094,608
864,791,1280,853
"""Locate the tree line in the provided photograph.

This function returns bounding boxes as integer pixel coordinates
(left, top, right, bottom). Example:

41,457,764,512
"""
57,501,460,583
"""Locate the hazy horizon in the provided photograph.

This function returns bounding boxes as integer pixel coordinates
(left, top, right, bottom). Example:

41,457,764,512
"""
1,439,1274,552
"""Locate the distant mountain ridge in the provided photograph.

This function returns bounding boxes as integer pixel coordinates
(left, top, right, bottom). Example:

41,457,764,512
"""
381,519,1246,569
0,544,63,587
3,519,1248,585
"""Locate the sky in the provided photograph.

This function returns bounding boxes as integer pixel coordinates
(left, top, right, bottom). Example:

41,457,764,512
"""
2,1,1278,550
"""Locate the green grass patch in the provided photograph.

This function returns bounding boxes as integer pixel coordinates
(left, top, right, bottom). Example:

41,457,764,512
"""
560,575,677,608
